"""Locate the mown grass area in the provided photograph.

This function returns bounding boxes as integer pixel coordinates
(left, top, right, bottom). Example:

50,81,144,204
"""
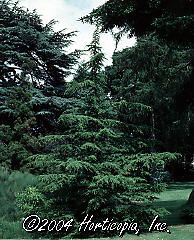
154,182,194,225
77,182,194,240
87,225,194,240
77,225,194,240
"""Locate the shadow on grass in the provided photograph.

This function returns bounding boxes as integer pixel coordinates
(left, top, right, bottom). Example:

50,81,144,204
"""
153,199,187,225
167,182,194,191
153,199,186,209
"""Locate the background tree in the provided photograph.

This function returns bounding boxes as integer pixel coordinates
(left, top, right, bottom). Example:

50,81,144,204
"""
82,0,194,178
0,0,79,89
0,1,79,237
81,0,194,46
105,35,193,178
0,0,80,171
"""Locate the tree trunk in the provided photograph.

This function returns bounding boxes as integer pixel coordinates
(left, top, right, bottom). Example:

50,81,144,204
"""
187,189,194,205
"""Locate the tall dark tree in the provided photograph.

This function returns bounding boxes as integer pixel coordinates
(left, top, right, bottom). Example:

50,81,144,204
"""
0,2,79,237
0,0,79,89
0,0,80,170
82,0,194,110
82,0,194,176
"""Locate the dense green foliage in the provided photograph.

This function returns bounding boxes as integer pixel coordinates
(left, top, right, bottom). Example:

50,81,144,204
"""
0,0,78,88
1,0,194,239
84,0,194,176
105,36,194,176
82,0,194,46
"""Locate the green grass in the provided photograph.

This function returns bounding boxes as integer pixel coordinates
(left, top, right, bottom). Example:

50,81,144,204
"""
74,182,194,240
154,182,194,225
84,225,194,240
74,225,194,240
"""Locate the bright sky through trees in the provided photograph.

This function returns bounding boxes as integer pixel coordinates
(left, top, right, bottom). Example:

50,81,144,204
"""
20,0,136,65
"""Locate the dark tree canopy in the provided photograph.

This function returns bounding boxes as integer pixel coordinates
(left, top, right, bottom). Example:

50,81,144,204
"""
82,0,194,46
83,0,194,116
0,0,79,88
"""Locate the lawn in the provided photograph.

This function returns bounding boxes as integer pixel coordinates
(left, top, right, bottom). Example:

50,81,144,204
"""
154,182,194,225
92,225,194,240
75,225,194,240
75,182,194,240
